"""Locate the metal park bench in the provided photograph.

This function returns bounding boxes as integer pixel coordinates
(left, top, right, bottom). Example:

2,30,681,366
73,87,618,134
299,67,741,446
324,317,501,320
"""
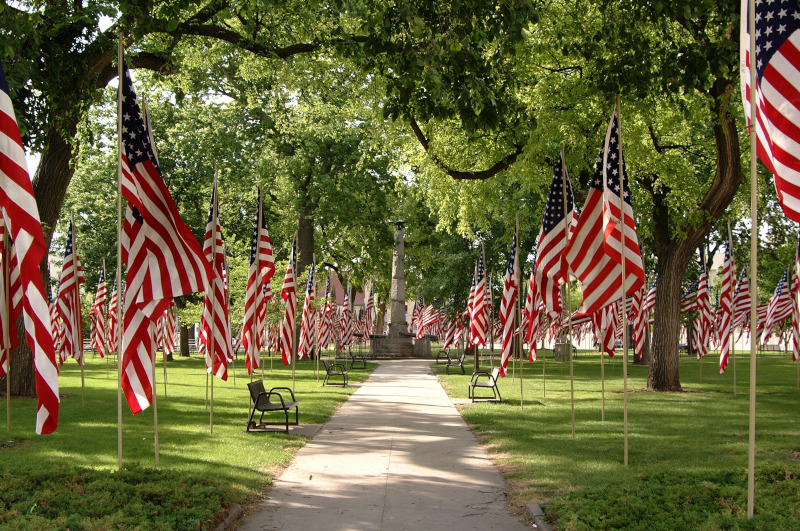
349,349,367,369
322,359,348,386
468,367,502,403
445,352,466,375
246,380,299,433
436,349,451,364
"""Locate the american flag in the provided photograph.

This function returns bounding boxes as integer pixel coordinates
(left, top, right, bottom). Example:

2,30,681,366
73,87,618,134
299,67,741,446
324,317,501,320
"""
740,0,800,222
0,215,12,377
643,274,658,315
118,60,209,414
718,243,734,374
317,275,333,350
592,302,618,356
200,184,231,380
338,287,354,350
242,189,275,374
107,279,119,353
691,267,713,359
0,62,59,434
56,220,85,365
257,281,271,354
602,109,646,291
763,267,792,344
161,303,176,356
498,226,520,376
91,262,108,358
363,287,375,339
297,256,316,360
411,295,424,334
279,234,298,365
680,279,700,314
524,247,544,361
470,244,488,346
631,288,647,360
535,153,574,317
793,229,800,361
416,302,431,339
441,317,457,349
733,265,752,328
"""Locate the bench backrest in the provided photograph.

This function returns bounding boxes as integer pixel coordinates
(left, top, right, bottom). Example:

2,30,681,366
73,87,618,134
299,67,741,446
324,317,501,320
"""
489,367,500,383
247,380,267,402
322,359,334,372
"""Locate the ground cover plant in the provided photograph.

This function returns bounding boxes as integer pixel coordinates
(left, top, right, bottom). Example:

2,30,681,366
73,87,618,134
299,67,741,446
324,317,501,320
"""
434,349,800,530
0,352,374,530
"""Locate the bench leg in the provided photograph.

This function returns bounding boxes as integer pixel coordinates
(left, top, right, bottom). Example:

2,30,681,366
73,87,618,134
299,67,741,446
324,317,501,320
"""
247,406,257,432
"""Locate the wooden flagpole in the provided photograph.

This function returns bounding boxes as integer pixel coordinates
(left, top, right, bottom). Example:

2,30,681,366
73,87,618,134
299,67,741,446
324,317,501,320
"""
292,232,298,394
3,219,9,431
490,272,495,370
163,309,168,396
151,322,160,466
560,146,576,438
514,217,524,410
71,211,85,406
729,222,737,398
116,36,124,471
747,0,758,516
601,349,605,421
209,169,219,434
616,94,630,467
103,258,110,378
255,185,263,383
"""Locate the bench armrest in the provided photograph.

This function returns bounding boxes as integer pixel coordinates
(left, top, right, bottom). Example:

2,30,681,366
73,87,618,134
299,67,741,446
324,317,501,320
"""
254,391,287,409
269,386,297,402
469,371,490,384
328,362,347,373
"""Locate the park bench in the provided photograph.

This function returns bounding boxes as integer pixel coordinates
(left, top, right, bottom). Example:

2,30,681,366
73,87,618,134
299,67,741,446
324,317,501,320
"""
468,367,502,403
436,349,451,364
322,359,348,386
246,380,299,433
349,349,367,369
445,352,466,375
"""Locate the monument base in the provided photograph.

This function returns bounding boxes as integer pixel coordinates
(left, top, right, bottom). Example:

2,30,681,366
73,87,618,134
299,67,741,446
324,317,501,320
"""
372,325,415,358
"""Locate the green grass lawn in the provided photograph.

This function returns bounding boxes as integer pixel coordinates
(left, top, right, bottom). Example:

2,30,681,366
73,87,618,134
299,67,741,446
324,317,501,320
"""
434,349,800,530
0,351,374,530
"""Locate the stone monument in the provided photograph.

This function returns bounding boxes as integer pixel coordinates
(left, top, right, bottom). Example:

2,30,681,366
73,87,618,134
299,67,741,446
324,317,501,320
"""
372,221,415,357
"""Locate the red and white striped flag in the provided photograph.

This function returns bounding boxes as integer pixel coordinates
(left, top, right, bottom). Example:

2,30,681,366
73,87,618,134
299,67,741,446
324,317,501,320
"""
643,275,657,315
498,224,520,376
107,279,119,353
338,287,354,350
242,189,275,374
718,243,734,374
593,302,618,356
161,303,176,356
0,62,59,433
279,234,298,365
201,184,231,380
0,215,11,378
91,262,108,358
470,244,488,346
118,60,210,414
691,267,713,359
631,288,647,360
535,153,574,317
297,256,316,360
56,220,85,365
740,0,800,222
363,287,375,339
732,265,751,328
442,318,457,350
566,110,645,314
792,229,800,361
763,267,792,345
411,295,424,334
317,275,333,350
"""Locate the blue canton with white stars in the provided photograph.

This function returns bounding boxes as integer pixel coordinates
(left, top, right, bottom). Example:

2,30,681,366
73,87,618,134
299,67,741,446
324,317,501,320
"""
506,232,517,277
541,153,574,236
605,113,633,207
121,61,160,171
63,221,74,259
751,0,800,80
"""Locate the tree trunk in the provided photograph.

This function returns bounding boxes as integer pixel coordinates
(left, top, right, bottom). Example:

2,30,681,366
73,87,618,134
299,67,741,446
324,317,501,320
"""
646,79,743,391
180,325,191,357
297,205,315,276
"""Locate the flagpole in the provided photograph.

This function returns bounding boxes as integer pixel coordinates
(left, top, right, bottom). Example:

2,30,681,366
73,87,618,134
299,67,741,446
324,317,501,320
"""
72,211,85,406
3,219,10,432
747,0,758,517
151,322,159,467
616,94,629,467
601,347,605,421
116,36,124,471
514,217,524,410
559,146,576,438
209,169,219,434
255,186,263,383
490,273,495,370
163,308,168,396
103,258,110,378
729,222,737,398
292,232,298,394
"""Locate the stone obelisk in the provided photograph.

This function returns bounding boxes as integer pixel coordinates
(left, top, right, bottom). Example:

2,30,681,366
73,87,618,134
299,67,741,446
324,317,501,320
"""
374,222,414,357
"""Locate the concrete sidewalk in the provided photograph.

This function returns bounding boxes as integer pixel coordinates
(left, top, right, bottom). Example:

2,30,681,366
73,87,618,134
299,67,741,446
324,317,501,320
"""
237,359,529,531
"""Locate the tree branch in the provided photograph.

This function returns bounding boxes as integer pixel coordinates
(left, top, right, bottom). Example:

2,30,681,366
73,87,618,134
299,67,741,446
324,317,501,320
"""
408,118,523,180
